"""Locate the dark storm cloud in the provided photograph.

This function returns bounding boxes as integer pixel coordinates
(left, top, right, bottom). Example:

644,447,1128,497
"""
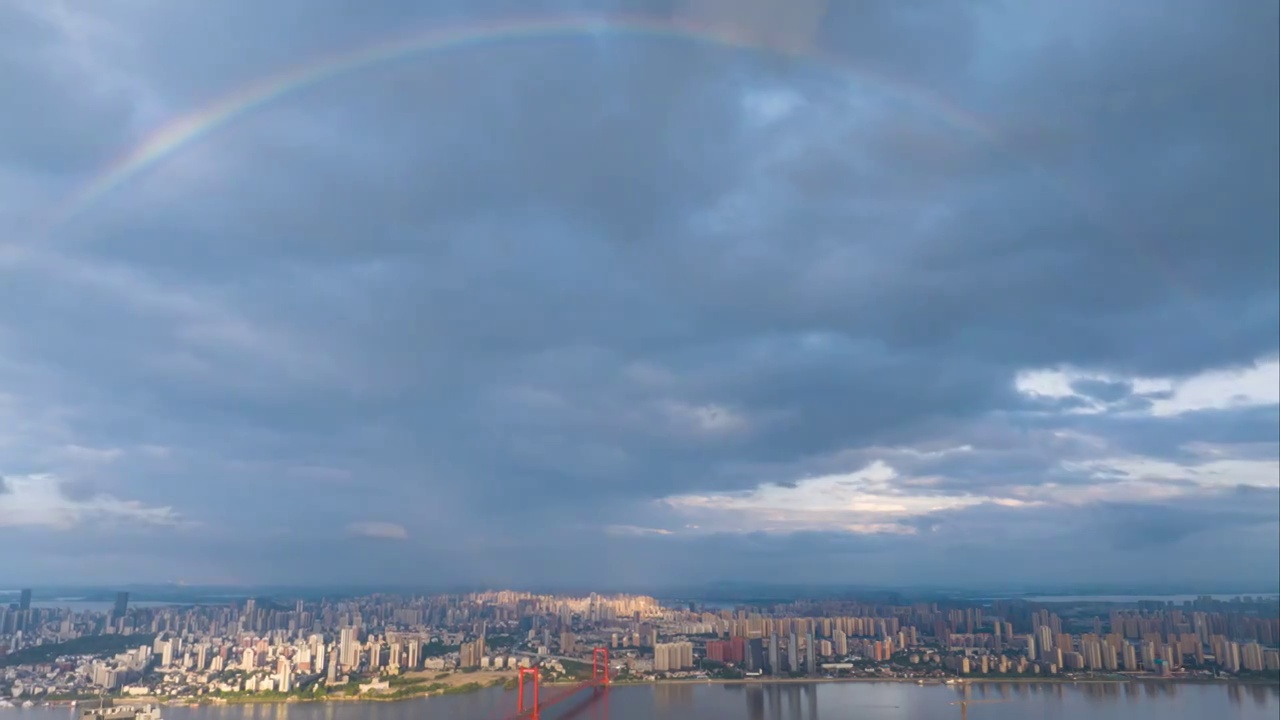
0,0,1276,587
902,490,1274,549
1093,497,1276,549
1048,405,1280,462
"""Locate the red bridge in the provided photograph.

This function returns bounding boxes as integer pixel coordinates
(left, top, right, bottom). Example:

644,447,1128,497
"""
505,647,611,719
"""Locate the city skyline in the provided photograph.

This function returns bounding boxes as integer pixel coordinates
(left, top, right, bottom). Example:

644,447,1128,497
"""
3,588,1278,705
1,0,1277,588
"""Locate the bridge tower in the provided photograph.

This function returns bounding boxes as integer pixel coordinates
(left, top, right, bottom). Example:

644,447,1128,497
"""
592,647,610,685
517,666,540,716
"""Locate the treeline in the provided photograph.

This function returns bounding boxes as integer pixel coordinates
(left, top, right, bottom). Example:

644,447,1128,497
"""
422,641,460,658
0,634,157,668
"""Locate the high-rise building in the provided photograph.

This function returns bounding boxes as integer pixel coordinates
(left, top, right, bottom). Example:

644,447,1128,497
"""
1102,643,1118,671
834,629,848,656
1037,625,1054,656
747,638,765,672
769,633,780,676
113,592,130,620
1141,641,1157,671
653,643,672,672
14,588,33,632
327,648,340,683
1123,643,1138,671
1223,641,1241,673
460,638,485,668
1242,642,1266,672
706,637,747,665
653,642,693,671
706,640,727,663
806,634,816,675
278,658,293,693
339,627,358,669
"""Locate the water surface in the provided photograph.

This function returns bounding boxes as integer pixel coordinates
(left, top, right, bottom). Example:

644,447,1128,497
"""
8,682,1278,719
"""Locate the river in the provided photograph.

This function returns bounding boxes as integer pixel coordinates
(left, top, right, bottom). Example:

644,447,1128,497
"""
8,682,1278,719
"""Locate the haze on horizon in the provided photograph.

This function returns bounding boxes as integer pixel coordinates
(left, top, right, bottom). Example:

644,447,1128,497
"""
0,0,1277,590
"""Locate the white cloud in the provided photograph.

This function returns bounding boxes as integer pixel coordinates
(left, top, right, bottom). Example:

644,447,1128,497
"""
657,438,1274,534
1147,360,1280,416
1015,357,1280,416
0,473,183,529
344,521,408,540
662,460,1022,534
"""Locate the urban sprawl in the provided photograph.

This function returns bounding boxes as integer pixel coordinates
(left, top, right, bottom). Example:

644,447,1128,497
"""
1,590,1277,707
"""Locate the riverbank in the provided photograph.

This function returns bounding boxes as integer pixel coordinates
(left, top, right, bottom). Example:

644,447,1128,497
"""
71,676,514,708
14,674,1274,711
8,680,1276,719
637,675,1279,687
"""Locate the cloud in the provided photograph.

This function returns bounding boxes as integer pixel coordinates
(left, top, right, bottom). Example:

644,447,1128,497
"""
1017,359,1280,417
1069,378,1134,404
0,0,153,175
662,459,1019,534
605,525,674,537
0,474,183,530
1090,493,1279,549
0,0,1275,588
345,522,409,541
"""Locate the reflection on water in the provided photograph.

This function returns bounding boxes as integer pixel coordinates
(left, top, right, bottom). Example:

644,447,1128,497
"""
1079,682,1121,702
746,684,765,720
8,681,1279,720
723,684,821,720
655,681,824,712
653,682,693,709
1228,683,1277,709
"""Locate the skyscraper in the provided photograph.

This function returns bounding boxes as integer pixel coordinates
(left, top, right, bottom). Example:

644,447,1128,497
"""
113,592,130,620
747,638,765,672
806,633,816,675
339,627,358,669
18,589,31,611
327,647,340,682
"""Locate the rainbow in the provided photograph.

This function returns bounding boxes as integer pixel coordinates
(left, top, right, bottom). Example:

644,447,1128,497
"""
46,13,996,229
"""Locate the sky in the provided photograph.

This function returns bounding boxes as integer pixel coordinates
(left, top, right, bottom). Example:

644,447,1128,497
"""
0,0,1277,591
